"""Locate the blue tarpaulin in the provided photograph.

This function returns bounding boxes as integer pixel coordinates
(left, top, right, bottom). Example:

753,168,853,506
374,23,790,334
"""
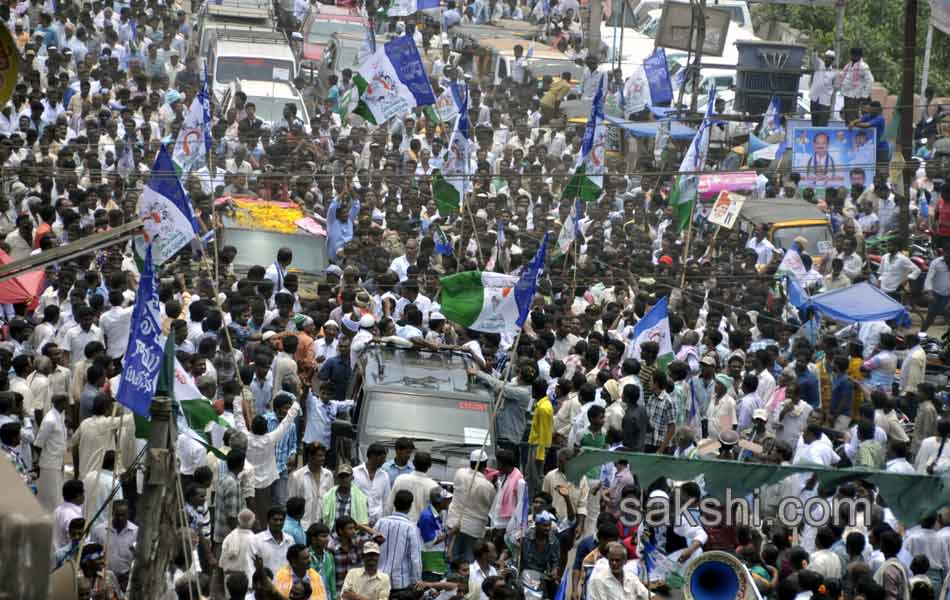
790,281,911,327
605,114,697,141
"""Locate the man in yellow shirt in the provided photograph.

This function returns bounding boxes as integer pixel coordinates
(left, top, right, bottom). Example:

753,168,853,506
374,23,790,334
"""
540,72,574,123
341,542,391,600
528,379,554,474
274,544,328,600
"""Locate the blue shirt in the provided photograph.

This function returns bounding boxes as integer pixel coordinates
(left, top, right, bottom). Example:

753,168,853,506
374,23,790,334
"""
326,199,360,263
830,373,853,417
797,370,821,409
264,410,298,477
284,516,307,545
382,460,414,484
303,393,355,447
417,504,443,544
860,113,888,152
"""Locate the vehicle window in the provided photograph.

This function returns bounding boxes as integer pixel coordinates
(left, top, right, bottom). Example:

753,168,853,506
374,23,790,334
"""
245,95,306,126
215,57,295,84
363,392,491,442
220,228,328,273
306,20,364,43
725,6,745,26
773,225,833,256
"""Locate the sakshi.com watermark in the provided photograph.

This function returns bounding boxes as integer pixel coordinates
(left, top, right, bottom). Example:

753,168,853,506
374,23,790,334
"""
617,489,873,530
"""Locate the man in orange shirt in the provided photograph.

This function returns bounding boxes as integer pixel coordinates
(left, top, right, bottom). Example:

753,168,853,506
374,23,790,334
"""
274,544,328,600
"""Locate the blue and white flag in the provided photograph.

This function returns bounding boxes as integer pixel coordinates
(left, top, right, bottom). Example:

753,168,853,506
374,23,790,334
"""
352,34,436,125
433,224,452,256
630,296,675,369
514,232,548,327
564,74,607,202
552,566,570,600
137,145,200,264
557,198,582,254
172,76,212,174
643,47,673,105
761,95,782,135
386,0,439,16
115,244,163,417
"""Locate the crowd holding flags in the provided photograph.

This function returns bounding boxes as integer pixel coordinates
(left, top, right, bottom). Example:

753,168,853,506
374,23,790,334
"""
669,86,717,231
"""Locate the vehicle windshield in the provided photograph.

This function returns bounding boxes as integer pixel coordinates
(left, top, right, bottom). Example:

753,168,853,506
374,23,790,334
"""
244,95,306,126
639,15,660,37
306,20,364,43
221,228,328,274
363,392,491,443
773,224,834,256
215,57,294,84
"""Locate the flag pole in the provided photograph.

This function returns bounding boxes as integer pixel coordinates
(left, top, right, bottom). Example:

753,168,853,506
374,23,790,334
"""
679,200,696,290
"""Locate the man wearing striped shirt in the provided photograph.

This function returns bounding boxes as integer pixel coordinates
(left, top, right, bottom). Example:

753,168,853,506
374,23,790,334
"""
375,489,423,592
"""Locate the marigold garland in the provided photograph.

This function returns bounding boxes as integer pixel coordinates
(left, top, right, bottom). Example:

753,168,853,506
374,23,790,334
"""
231,199,304,234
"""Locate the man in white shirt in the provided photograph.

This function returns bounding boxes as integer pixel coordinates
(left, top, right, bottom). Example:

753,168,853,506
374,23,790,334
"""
746,225,779,268
383,451,439,522
99,290,133,361
809,50,837,126
447,449,497,563
388,239,419,282
252,505,295,576
878,237,921,300
264,248,293,301
287,442,334,529
835,47,874,123
34,394,69,511
923,242,950,331
587,543,650,600
62,305,104,366
352,443,392,525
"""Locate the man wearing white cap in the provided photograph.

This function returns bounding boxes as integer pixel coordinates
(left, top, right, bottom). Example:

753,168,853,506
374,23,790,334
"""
446,448,496,563
350,314,377,366
810,49,837,127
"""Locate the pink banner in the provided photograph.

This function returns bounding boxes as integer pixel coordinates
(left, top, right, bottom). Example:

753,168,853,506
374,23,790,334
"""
698,171,759,199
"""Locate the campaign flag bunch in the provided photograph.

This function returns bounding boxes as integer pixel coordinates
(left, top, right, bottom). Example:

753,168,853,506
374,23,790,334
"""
563,74,607,202
385,0,439,15
137,145,200,265
557,198,582,254
440,234,547,334
432,86,471,215
115,244,163,417
172,75,212,174
352,34,436,126
630,296,675,370
669,86,717,231
432,224,453,256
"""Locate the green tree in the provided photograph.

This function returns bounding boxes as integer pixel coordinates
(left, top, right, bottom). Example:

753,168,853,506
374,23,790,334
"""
754,1,950,96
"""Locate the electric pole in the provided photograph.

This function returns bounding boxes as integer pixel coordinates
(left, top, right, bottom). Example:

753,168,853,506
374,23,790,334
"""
898,0,918,241
690,0,707,114
588,0,604,60
128,396,180,599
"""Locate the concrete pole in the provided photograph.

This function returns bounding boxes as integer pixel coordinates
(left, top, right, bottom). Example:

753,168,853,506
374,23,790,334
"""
921,22,934,103
128,397,180,600
898,0,918,241
588,0,604,60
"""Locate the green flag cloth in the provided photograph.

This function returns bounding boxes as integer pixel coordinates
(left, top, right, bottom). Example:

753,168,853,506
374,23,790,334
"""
566,448,950,526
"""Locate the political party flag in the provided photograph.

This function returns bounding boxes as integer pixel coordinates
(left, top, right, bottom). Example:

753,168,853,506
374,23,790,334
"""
629,296,675,370
115,244,162,417
432,224,453,256
669,86,717,231
761,95,782,135
556,198,582,254
352,34,436,125
137,145,199,265
439,271,523,334
563,73,607,202
432,88,470,215
172,79,212,174
643,47,673,105
552,565,570,600
386,0,439,16
514,232,548,327
775,247,808,282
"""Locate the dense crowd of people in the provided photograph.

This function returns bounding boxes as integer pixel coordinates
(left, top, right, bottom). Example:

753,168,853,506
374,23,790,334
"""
2,0,950,599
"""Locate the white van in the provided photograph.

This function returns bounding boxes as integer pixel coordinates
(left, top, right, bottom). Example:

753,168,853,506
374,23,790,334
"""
224,80,311,134
209,30,297,101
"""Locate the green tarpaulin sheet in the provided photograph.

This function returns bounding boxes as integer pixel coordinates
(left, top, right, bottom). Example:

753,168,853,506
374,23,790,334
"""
566,449,950,526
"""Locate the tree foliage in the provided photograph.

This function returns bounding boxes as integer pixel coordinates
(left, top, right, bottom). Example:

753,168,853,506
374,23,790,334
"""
753,1,950,96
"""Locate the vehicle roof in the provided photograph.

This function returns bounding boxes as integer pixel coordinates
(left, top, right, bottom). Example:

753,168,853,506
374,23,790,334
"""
478,36,568,60
740,197,828,224
215,40,296,59
361,345,491,398
233,79,302,98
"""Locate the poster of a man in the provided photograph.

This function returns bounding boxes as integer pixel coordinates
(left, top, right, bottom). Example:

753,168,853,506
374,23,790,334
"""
793,126,875,196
